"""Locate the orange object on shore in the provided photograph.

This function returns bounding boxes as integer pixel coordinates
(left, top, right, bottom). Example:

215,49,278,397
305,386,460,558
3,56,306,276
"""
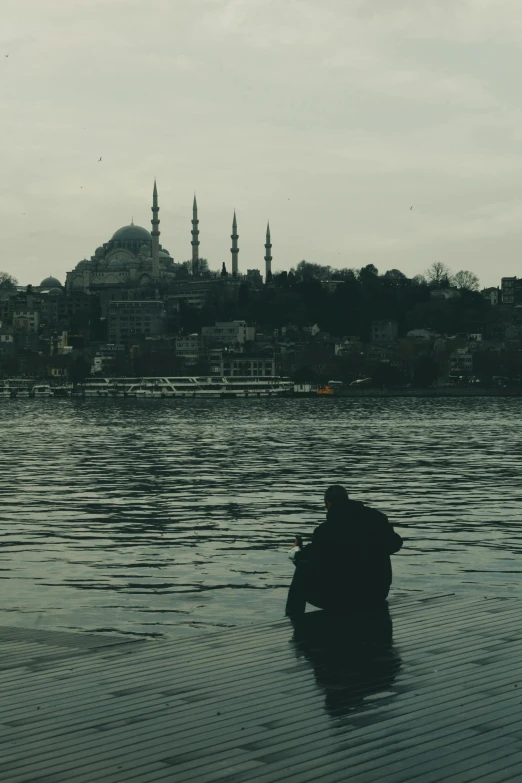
317,385,334,395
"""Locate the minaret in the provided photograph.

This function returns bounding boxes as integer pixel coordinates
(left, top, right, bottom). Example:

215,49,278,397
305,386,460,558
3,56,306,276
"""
264,221,272,283
230,210,239,277
191,194,200,277
151,179,160,277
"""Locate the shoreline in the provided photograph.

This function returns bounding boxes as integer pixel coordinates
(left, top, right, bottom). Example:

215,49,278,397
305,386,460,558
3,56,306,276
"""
1,387,521,399
303,387,522,398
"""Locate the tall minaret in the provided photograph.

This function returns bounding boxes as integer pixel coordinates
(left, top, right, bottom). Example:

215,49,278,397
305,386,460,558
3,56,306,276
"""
230,210,239,276
191,194,200,277
151,179,160,277
264,221,272,283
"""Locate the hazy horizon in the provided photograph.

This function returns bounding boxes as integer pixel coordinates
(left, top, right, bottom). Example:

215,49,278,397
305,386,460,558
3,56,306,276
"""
3,0,522,288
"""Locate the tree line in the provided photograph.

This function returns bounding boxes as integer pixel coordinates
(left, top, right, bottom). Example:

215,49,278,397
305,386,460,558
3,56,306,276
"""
179,261,495,340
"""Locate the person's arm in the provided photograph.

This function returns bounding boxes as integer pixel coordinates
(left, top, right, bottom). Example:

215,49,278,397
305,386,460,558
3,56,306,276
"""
377,514,403,554
386,526,403,554
367,509,404,554
293,525,323,563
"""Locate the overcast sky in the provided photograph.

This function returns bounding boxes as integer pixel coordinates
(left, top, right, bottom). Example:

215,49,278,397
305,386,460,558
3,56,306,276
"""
2,0,522,287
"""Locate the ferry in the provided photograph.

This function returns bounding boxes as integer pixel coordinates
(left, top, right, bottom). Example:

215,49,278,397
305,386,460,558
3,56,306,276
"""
75,376,293,398
0,379,34,398
7,378,35,398
77,378,113,397
52,385,73,398
31,384,54,398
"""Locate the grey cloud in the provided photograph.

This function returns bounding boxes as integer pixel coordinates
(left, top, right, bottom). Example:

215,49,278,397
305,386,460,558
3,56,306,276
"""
1,0,522,286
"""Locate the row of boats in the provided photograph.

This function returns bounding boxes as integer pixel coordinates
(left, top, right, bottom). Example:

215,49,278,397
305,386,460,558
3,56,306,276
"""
0,376,295,399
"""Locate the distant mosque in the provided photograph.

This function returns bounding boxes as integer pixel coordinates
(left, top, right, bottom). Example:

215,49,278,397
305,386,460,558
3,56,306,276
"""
66,181,273,292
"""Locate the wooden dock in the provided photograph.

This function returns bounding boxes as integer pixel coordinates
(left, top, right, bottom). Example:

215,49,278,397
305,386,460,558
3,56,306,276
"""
2,592,522,782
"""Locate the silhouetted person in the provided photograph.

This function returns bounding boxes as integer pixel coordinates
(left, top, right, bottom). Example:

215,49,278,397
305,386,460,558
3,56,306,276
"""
285,485,403,616
290,606,401,720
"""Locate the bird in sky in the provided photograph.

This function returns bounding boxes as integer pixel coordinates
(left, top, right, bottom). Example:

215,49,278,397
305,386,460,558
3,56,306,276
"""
98,157,102,162
4,54,8,58
410,206,413,210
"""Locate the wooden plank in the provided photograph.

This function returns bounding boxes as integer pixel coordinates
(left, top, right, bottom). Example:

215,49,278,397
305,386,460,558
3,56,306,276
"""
2,593,522,783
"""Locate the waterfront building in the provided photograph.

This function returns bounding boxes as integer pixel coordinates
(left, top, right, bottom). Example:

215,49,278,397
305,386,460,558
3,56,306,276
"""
482,287,500,307
500,277,522,306
175,334,207,365
13,310,40,333
91,343,125,375
302,323,321,337
450,350,473,375
209,349,276,377
202,320,255,347
108,300,167,344
165,279,220,310
334,337,363,356
371,320,398,343
41,290,96,332
0,328,14,355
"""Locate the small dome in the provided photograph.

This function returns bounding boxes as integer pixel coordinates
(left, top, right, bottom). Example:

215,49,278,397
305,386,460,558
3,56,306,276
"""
111,225,151,242
159,249,171,257
108,258,124,269
48,287,64,296
40,276,62,288
95,246,104,256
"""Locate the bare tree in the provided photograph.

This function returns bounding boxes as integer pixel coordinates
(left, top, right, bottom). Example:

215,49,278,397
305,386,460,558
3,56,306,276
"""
425,262,452,288
452,269,480,291
0,271,17,290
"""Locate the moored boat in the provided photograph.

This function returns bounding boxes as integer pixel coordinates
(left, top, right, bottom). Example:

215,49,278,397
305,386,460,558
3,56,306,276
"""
75,375,293,398
31,384,54,398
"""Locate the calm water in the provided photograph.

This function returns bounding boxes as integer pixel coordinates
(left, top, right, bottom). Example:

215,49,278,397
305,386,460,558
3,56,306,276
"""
0,397,521,639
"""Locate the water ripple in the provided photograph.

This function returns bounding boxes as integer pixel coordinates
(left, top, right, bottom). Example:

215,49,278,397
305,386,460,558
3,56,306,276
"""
1,397,521,637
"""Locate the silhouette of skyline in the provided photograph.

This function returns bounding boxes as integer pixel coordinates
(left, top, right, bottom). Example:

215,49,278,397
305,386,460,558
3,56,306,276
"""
1,2,521,286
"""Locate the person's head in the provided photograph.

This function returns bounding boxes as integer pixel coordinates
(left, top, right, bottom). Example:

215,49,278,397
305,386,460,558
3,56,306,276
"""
324,484,349,510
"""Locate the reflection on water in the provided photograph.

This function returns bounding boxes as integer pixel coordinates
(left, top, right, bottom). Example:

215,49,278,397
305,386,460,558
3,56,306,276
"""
291,606,401,721
0,397,521,638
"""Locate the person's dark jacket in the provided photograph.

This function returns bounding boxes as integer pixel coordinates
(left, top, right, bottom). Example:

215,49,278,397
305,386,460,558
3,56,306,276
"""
295,500,403,609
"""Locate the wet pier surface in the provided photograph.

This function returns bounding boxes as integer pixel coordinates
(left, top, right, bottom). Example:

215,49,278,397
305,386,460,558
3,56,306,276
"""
2,592,522,783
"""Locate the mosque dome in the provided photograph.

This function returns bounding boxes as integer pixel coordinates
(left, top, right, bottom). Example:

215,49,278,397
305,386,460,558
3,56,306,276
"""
48,287,64,296
111,225,151,242
40,276,62,288
159,249,171,257
108,258,125,269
